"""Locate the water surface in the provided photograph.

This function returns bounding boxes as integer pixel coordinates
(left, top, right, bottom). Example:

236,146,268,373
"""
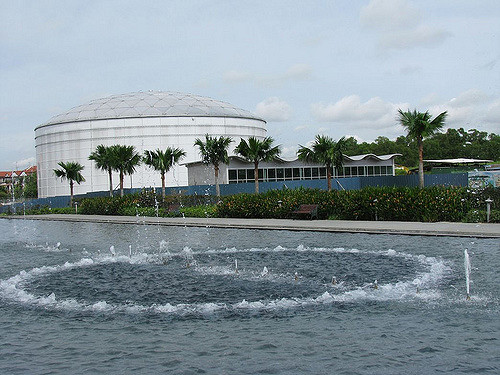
0,219,498,374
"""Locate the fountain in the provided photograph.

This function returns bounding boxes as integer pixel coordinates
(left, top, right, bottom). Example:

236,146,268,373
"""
464,249,471,300
0,219,498,374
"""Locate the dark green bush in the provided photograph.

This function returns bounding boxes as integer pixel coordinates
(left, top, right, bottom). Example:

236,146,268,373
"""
78,195,134,215
180,205,217,218
217,186,483,222
63,186,500,223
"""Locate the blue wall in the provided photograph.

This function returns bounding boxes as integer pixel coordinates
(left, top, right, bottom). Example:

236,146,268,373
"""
1,173,468,213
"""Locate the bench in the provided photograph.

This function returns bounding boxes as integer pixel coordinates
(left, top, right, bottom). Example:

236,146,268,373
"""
167,203,181,213
292,204,318,220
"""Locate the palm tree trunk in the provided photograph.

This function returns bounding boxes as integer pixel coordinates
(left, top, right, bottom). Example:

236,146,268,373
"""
69,180,74,207
108,168,113,197
161,171,166,199
254,162,259,194
214,165,220,197
418,137,424,189
120,170,124,197
326,163,332,191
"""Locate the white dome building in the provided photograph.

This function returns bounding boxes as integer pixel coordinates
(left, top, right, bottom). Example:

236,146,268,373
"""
35,91,267,198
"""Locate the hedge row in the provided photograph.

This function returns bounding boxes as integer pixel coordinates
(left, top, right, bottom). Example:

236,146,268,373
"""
216,186,499,222
16,186,496,223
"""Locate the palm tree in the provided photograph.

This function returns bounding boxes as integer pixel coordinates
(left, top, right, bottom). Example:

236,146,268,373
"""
110,145,141,196
398,109,448,188
143,147,186,199
234,136,281,193
297,135,345,191
89,145,116,197
194,134,232,197
53,161,85,206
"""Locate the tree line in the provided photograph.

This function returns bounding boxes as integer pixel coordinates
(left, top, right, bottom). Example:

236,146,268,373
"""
343,127,499,168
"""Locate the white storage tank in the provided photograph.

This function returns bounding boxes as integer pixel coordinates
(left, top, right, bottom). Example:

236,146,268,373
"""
35,91,267,198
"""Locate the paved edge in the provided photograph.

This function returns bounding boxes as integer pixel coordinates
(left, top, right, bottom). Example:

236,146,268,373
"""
2,214,500,238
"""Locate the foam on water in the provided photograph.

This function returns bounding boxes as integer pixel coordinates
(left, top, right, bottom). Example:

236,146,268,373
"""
0,244,454,316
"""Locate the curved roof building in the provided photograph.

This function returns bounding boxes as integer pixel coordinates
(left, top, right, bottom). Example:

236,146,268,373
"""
35,91,267,198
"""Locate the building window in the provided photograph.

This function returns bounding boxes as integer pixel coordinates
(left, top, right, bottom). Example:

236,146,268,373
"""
247,169,255,181
304,168,311,179
227,162,393,184
228,169,237,183
238,169,246,182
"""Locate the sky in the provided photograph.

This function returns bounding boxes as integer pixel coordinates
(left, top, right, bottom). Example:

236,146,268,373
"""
1,0,499,170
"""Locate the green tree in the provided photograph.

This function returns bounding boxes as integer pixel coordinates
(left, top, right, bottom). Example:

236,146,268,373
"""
110,145,141,197
0,186,8,199
53,161,85,206
89,144,116,197
398,109,448,188
234,137,281,193
143,147,186,199
14,172,38,198
297,135,345,191
24,172,38,198
194,134,232,197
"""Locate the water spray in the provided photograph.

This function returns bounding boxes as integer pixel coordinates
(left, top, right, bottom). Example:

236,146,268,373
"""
464,249,471,300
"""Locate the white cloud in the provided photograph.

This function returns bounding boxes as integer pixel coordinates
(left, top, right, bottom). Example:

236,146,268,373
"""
294,124,310,131
255,97,292,122
360,0,451,50
421,89,499,129
15,157,36,168
311,95,401,128
484,99,500,124
448,89,490,108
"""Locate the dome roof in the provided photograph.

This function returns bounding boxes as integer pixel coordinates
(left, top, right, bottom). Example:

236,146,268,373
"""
38,91,264,127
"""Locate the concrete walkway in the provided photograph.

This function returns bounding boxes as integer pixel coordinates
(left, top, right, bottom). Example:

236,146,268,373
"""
4,214,500,238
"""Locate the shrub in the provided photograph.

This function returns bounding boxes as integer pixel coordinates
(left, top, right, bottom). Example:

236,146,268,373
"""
217,186,482,222
463,209,500,223
180,205,217,218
